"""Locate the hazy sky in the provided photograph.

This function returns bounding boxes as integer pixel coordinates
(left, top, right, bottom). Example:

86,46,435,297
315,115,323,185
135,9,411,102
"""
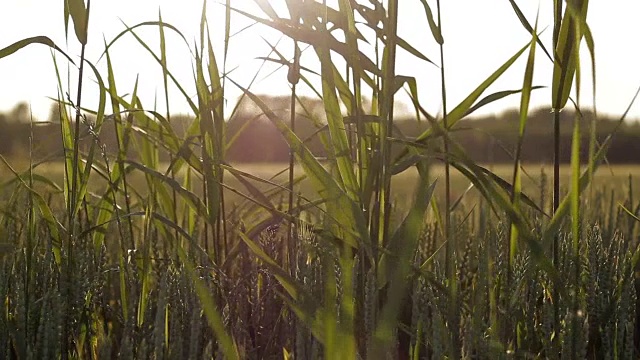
1,1,639,122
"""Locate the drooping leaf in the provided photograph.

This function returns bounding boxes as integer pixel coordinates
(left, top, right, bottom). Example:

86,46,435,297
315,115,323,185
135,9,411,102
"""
66,0,88,44
465,86,545,117
0,36,74,64
418,0,443,44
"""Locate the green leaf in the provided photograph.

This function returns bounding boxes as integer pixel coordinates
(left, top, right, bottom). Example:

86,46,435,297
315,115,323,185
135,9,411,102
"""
372,26,436,66
0,36,74,65
405,42,529,147
465,86,545,117
542,133,609,248
66,0,88,44
378,178,437,288
418,0,443,44
551,1,589,110
510,17,540,264
506,0,553,62
375,177,437,350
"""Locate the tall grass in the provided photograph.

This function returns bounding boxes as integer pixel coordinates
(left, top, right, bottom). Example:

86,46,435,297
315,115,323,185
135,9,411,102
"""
0,0,639,358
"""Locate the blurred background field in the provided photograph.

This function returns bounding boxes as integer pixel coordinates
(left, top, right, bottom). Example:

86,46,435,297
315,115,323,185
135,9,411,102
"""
5,159,640,210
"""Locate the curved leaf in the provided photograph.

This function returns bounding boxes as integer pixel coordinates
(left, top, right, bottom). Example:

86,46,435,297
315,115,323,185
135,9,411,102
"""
418,0,443,44
464,86,545,117
66,0,88,44
0,36,75,65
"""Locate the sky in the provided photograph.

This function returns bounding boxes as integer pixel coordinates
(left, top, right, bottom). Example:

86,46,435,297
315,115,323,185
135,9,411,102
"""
0,0,639,122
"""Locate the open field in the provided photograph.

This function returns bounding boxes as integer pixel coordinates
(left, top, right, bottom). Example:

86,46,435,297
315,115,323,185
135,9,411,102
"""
8,161,640,207
234,162,640,195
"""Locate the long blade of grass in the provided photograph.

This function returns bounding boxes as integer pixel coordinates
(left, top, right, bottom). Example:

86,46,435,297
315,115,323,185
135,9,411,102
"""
552,0,589,111
543,135,609,246
507,16,539,340
370,26,436,66
0,36,75,64
396,41,530,165
418,0,443,44
465,86,544,117
65,0,88,44
506,0,553,62
377,177,436,288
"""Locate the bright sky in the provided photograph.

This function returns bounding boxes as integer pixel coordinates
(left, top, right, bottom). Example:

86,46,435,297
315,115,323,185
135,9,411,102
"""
1,1,639,122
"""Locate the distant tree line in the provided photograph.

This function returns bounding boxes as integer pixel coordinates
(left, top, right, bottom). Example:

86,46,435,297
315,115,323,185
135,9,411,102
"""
1,97,639,164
